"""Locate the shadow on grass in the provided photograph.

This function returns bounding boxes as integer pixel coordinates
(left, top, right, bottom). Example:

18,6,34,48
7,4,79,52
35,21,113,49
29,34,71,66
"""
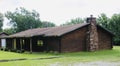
0,56,61,63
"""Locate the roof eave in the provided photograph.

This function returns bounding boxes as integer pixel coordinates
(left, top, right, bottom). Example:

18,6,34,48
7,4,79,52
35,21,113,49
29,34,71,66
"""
59,23,89,36
97,24,115,36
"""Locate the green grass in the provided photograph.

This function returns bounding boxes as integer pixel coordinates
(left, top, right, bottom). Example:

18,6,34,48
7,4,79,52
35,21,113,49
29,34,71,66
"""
0,51,55,60
0,46,120,66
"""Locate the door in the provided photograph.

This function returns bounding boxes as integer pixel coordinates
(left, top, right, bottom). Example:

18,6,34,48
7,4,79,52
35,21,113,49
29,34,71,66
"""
1,39,6,48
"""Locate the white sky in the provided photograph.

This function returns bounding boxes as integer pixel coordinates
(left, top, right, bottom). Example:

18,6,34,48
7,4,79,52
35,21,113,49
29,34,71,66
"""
0,0,120,28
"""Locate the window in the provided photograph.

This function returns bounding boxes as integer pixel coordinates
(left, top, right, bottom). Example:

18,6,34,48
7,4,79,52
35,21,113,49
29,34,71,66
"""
37,40,43,46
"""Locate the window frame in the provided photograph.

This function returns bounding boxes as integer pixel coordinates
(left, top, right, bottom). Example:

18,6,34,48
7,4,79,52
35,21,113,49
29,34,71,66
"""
37,40,43,46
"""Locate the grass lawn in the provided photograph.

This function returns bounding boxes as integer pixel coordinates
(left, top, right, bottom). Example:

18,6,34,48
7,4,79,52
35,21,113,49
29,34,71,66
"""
0,46,120,66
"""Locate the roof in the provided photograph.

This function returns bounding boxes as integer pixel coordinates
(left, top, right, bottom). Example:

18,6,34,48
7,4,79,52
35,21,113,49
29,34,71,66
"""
0,32,8,35
8,23,89,38
0,32,9,37
6,23,114,38
97,24,114,36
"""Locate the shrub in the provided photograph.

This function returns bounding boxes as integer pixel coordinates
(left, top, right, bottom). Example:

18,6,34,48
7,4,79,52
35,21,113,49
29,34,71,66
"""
16,50,21,53
49,50,54,53
16,49,25,53
4,48,9,51
21,49,25,53
10,49,17,52
0,48,4,51
54,51,59,55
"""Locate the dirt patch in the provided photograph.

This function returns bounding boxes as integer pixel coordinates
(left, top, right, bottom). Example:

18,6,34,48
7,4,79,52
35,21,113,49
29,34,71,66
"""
50,61,120,66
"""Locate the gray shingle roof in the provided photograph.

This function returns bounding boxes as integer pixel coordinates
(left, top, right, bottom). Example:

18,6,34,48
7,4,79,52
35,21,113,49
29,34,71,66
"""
7,23,114,38
9,23,89,38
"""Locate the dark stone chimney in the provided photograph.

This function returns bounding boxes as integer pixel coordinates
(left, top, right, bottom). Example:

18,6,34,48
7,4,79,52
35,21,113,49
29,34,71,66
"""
86,15,99,51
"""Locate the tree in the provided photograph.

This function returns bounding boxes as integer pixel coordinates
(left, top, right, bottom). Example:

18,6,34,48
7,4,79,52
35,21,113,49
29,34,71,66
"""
3,28,16,35
97,13,120,45
5,7,41,32
0,13,4,31
109,14,120,45
41,21,55,28
61,18,84,26
97,13,110,29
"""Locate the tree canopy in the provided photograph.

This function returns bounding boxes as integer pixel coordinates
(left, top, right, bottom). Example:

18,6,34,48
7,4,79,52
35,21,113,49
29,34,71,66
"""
109,14,120,45
97,13,110,29
61,18,84,26
41,21,55,28
3,28,16,35
5,7,41,32
97,13,120,45
0,13,4,31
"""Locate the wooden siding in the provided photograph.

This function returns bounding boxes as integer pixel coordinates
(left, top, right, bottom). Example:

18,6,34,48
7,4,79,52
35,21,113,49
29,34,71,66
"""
28,37,60,52
98,27,113,50
61,26,88,52
31,37,45,52
6,38,13,49
45,37,60,52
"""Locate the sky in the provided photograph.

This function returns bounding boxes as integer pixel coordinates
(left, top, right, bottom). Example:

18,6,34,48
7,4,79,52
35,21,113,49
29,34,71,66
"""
0,0,120,28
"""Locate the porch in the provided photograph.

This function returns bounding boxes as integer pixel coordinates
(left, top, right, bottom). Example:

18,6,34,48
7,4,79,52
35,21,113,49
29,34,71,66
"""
6,36,46,52
6,36,60,53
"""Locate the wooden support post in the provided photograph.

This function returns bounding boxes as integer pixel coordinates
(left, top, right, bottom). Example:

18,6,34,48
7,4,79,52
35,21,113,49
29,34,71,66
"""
13,38,16,49
30,38,32,53
20,39,22,50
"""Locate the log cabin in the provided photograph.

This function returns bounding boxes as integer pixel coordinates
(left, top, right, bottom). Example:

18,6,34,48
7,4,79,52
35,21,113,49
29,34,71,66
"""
4,16,114,52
